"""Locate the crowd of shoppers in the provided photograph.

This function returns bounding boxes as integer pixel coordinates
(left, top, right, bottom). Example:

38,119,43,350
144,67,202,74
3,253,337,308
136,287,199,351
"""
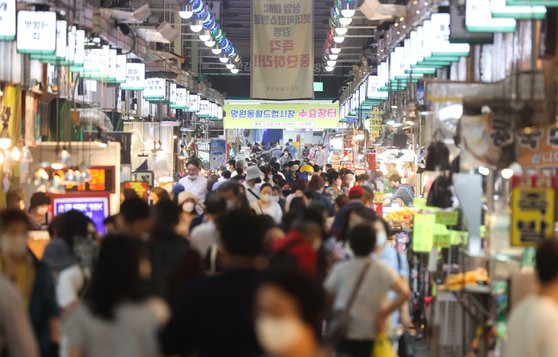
1,145,556,357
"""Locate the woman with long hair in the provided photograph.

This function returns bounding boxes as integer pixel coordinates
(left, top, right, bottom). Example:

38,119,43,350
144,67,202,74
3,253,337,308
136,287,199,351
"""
62,235,168,357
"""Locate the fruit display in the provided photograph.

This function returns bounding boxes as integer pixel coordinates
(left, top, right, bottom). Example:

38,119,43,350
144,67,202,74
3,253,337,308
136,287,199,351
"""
444,268,490,291
385,207,416,227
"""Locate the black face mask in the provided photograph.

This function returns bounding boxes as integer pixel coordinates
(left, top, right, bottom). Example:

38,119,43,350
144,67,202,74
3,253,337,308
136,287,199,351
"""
282,189,291,197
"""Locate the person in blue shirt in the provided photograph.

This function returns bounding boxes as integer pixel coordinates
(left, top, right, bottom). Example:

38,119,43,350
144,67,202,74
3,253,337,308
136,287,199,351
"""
286,139,297,158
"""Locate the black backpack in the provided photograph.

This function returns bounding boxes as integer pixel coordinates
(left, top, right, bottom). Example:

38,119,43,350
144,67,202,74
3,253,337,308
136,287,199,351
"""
427,175,453,209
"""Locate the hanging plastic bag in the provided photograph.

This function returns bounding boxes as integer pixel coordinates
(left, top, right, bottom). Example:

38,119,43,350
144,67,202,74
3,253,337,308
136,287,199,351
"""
371,334,396,357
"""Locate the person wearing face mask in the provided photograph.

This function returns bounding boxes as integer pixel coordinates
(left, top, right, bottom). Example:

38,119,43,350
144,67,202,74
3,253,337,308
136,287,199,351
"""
244,165,264,204
178,159,208,204
250,183,283,224
28,192,52,230
62,235,169,357
374,217,413,340
271,185,286,213
190,193,227,257
0,209,60,357
255,268,330,357
176,192,199,238
325,224,410,357
306,174,335,217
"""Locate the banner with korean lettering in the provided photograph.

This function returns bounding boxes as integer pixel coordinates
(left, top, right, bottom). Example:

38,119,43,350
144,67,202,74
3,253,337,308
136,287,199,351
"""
251,0,314,99
517,125,558,169
224,102,338,129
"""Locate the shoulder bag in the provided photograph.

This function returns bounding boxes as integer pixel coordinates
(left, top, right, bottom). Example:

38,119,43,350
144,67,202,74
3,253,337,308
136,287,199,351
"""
326,261,370,346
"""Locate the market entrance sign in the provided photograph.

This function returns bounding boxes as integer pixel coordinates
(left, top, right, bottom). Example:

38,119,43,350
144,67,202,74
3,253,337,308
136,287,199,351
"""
251,0,314,99
224,102,339,129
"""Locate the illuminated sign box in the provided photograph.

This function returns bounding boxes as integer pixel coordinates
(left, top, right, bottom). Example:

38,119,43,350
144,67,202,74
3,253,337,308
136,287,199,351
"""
53,195,109,234
17,11,57,54
224,102,340,129
121,63,145,90
0,0,16,41
466,0,517,32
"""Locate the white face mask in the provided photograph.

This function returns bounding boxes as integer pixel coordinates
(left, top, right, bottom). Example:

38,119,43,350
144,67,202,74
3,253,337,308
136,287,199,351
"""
188,175,198,180
0,235,28,256
270,196,280,203
376,230,388,248
260,193,270,203
256,316,304,355
36,206,48,216
182,202,195,213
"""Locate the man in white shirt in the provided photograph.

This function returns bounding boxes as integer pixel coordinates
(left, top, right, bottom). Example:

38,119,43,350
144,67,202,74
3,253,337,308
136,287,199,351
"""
243,166,263,204
178,159,208,203
190,193,227,257
505,238,558,357
315,145,327,168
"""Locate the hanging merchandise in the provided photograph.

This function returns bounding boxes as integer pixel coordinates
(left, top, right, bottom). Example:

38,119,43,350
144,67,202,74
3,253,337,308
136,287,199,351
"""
510,175,556,247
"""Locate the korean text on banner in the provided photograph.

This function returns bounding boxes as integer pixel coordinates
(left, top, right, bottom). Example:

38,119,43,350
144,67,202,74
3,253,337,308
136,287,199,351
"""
517,125,558,169
251,0,314,99
224,102,339,129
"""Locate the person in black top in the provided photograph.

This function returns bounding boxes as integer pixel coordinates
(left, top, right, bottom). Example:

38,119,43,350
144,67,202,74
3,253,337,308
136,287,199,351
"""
161,209,265,357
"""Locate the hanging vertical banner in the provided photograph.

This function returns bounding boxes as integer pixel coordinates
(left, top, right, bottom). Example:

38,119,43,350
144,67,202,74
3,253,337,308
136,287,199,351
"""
251,0,314,99
0,0,16,41
0,84,22,144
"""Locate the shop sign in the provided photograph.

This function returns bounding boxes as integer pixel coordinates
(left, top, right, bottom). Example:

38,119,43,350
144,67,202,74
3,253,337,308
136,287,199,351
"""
511,175,556,247
0,0,16,41
369,109,383,141
430,13,470,57
210,139,226,170
66,27,75,63
517,125,558,169
60,166,116,193
435,210,459,225
123,181,149,200
491,0,546,19
74,30,85,66
198,100,211,117
53,196,109,233
55,20,67,59
188,93,200,113
115,55,127,83
121,63,145,90
224,102,339,129
108,49,117,81
171,88,188,109
251,0,314,99
169,83,176,106
144,78,166,101
83,49,101,74
17,11,57,54
466,0,516,33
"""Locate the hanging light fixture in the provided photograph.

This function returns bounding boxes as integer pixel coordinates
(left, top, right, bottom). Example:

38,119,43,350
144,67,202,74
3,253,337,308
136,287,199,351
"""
219,53,229,63
327,60,337,67
205,39,216,47
199,29,211,42
10,146,20,161
325,66,334,72
340,3,356,18
230,68,239,74
328,53,339,60
330,44,341,54
339,16,352,26
211,43,222,54
179,4,194,19
225,62,235,69
333,35,345,43
335,25,348,36
190,19,203,33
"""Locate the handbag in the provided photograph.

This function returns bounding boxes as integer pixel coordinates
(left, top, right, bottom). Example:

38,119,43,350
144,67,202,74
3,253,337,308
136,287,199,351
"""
326,261,370,345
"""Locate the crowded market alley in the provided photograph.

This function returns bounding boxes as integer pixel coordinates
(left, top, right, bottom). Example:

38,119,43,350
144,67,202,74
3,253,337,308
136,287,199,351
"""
1,0,558,356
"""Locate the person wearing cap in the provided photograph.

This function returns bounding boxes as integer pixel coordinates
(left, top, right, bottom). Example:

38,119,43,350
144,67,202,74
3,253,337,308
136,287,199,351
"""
178,158,208,203
244,166,263,204
28,192,52,230
330,185,377,239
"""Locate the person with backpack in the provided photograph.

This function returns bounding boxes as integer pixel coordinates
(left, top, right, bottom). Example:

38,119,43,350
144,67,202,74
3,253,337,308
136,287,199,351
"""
324,224,410,357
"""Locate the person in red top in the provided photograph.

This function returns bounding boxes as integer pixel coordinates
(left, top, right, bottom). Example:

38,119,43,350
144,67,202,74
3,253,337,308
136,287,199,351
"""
271,221,322,277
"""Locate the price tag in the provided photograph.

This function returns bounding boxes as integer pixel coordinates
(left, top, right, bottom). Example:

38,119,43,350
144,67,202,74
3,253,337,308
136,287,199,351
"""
435,211,459,225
